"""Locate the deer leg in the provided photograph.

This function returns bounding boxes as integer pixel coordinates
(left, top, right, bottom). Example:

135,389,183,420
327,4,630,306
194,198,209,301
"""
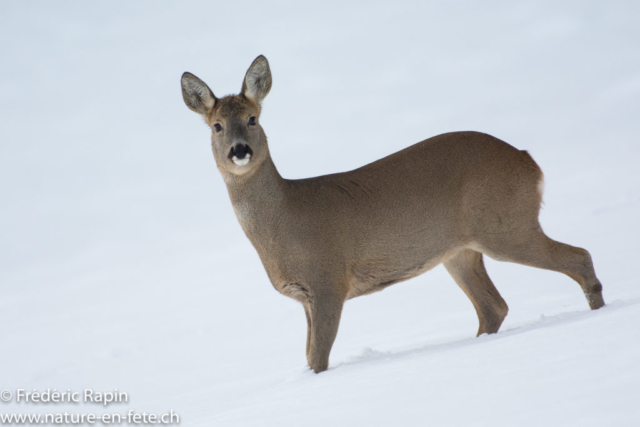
306,292,345,373
444,249,509,336
477,230,604,310
303,304,311,360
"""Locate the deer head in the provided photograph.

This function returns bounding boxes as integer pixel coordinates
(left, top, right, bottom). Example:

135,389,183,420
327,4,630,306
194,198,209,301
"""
181,55,273,177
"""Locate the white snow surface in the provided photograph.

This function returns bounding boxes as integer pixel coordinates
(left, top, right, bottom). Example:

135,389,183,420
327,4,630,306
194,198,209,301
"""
1,1,639,426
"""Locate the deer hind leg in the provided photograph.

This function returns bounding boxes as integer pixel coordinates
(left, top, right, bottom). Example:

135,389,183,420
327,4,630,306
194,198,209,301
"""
476,229,605,310
444,249,509,336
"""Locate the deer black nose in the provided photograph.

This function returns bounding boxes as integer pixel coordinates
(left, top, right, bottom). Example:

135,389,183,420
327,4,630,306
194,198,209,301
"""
229,144,252,160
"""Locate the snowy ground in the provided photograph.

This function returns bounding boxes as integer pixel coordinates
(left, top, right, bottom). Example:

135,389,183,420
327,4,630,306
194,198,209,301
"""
1,1,639,426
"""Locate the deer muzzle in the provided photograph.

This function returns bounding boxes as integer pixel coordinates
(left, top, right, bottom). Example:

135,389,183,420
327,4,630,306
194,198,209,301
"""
229,144,253,166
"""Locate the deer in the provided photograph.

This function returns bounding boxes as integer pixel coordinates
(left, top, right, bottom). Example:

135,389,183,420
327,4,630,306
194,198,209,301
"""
180,55,605,373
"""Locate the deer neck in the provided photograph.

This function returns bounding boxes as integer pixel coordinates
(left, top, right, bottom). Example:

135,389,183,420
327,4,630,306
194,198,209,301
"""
222,154,287,242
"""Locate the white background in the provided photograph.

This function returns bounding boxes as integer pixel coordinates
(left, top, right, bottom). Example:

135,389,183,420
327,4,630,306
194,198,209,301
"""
1,1,639,426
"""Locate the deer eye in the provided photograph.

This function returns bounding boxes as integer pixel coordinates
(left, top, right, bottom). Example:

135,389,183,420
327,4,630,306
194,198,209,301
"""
214,123,222,132
248,117,256,126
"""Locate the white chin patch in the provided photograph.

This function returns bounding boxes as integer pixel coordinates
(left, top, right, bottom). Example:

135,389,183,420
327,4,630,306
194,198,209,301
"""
232,154,251,166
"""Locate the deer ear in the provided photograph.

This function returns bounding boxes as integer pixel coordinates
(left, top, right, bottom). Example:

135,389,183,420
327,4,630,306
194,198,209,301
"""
181,72,216,116
241,55,272,105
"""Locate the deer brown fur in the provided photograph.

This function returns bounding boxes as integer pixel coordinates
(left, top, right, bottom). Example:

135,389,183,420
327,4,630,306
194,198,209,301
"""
181,55,605,373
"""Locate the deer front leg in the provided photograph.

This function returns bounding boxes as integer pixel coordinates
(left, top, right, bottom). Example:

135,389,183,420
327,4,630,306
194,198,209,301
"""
304,292,345,373
304,304,311,360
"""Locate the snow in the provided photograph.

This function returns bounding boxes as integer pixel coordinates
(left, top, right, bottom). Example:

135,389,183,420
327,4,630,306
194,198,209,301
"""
1,1,639,426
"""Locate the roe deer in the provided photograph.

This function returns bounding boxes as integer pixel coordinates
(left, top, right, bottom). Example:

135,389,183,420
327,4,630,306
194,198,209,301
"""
181,55,605,373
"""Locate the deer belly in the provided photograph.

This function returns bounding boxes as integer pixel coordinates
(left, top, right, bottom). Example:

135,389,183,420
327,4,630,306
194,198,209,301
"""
347,256,443,299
